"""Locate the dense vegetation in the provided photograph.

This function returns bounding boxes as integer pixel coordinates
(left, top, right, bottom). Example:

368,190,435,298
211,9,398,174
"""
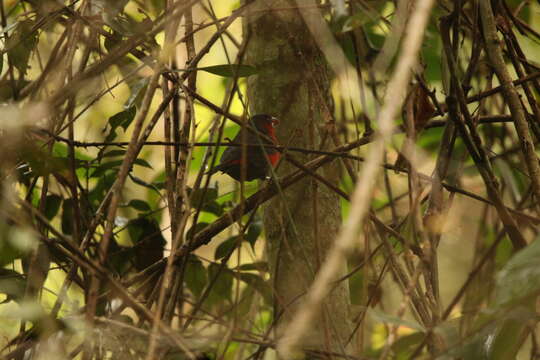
1,0,540,359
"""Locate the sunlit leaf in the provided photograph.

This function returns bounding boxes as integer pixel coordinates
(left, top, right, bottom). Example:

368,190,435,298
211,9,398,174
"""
341,12,372,32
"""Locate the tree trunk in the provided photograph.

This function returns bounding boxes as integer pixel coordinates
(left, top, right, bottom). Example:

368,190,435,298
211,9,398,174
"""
245,1,354,357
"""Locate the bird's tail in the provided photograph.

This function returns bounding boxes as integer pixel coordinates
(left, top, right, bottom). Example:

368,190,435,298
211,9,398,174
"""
206,159,240,176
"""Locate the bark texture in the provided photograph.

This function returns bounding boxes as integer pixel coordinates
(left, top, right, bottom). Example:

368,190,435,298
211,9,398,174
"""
245,1,353,356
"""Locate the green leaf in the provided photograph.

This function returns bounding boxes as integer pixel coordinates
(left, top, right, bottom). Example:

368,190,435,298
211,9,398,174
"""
246,220,262,249
89,171,117,206
91,158,151,178
0,21,19,36
129,174,160,193
237,286,256,318
61,199,74,235
125,77,149,109
237,261,268,272
149,0,165,15
7,19,39,75
391,332,424,360
485,307,534,360
20,146,69,177
149,170,166,191
202,201,223,216
0,269,27,304
102,149,127,158
104,107,136,142
127,217,165,271
341,12,372,33
420,27,442,82
134,158,153,169
0,237,23,268
51,142,92,161
368,308,425,332
494,238,540,308
0,223,34,267
44,194,62,220
110,106,136,131
185,256,207,298
215,236,240,260
189,186,222,215
456,240,540,360
104,31,123,52
237,272,271,304
207,263,233,304
348,259,364,305
127,199,151,212
104,129,118,143
90,161,121,177
189,187,218,208
197,64,259,78
186,222,208,240
108,242,134,275
127,218,164,245
0,79,30,100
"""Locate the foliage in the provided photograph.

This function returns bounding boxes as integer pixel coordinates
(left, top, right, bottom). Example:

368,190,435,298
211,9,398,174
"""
0,0,539,359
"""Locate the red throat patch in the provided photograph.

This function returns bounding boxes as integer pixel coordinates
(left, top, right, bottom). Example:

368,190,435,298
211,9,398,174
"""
262,122,279,166
263,123,277,142
268,152,280,167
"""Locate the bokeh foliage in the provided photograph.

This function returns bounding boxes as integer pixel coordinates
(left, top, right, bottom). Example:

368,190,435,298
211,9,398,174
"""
0,0,540,359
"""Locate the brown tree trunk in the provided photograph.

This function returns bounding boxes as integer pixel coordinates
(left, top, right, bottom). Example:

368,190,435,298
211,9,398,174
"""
245,1,354,357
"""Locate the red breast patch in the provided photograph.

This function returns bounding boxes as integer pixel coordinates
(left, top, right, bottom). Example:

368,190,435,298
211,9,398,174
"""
268,152,280,167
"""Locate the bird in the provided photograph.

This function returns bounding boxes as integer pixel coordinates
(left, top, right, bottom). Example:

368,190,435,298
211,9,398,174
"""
207,114,280,181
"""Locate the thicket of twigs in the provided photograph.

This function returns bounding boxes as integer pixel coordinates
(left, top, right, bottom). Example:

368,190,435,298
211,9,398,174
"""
1,0,540,359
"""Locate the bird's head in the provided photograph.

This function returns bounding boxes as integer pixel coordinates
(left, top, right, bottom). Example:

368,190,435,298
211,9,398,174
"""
250,114,279,137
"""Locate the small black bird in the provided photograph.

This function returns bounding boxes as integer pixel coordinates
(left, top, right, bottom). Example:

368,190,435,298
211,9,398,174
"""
207,114,280,181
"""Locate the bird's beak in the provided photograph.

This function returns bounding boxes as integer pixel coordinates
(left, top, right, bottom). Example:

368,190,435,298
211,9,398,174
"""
271,117,280,127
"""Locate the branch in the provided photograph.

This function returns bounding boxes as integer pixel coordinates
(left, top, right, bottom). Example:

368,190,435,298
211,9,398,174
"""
276,0,436,356
479,0,540,202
